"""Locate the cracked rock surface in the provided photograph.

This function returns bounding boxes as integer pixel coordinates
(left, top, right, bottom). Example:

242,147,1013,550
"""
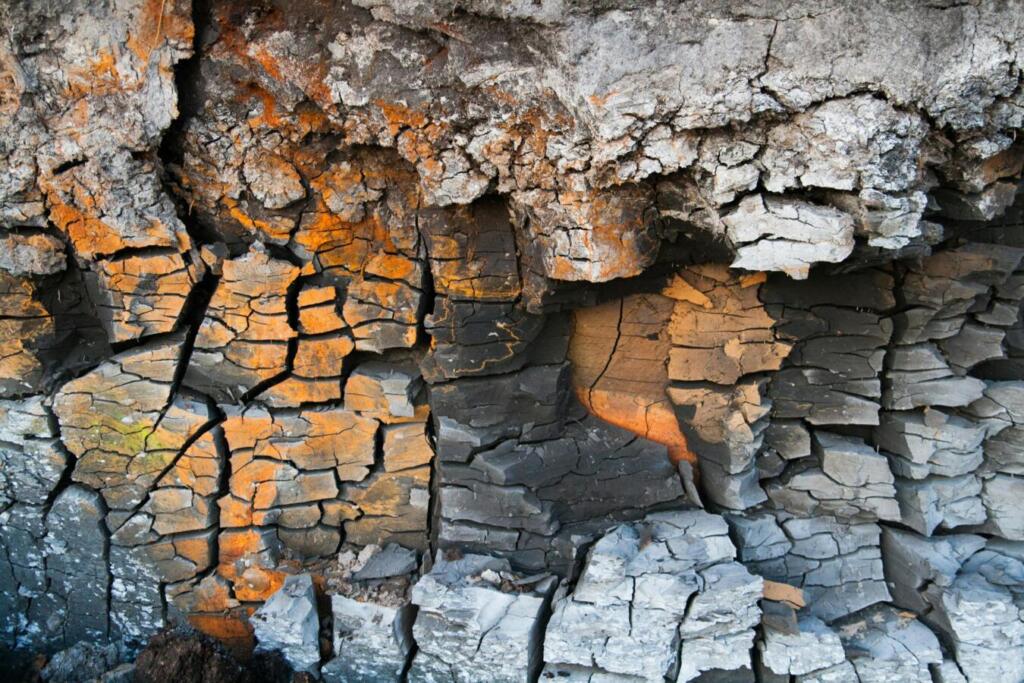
2,1,1024,682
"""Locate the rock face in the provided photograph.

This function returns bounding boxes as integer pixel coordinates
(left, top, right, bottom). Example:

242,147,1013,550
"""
2,1,1024,682
543,510,762,682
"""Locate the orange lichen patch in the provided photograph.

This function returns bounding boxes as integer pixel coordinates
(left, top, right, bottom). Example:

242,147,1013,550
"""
159,430,222,497
259,375,342,408
342,278,422,352
173,534,215,568
90,250,202,342
65,49,121,98
223,196,293,244
293,335,354,377
343,465,431,549
47,197,179,261
375,100,429,137
187,614,255,659
297,285,345,334
195,245,297,345
664,265,792,385
293,152,422,282
531,184,659,283
217,528,286,603
126,0,194,65
569,294,694,465
41,155,191,260
295,208,410,278
365,253,421,282
221,406,377,475
663,275,714,308
207,3,333,115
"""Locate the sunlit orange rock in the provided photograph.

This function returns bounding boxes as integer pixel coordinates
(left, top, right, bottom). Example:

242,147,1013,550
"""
87,250,203,343
664,265,791,385
185,243,298,401
570,293,692,464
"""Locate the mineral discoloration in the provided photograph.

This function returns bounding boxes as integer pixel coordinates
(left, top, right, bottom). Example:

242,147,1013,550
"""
3,1,1024,680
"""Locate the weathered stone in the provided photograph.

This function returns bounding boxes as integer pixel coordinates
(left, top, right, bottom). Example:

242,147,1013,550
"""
54,336,212,514
429,363,570,464
745,515,890,623
766,269,893,427
43,152,193,262
322,593,415,683
880,527,985,614
252,573,320,673
296,285,346,335
979,474,1024,540
343,464,431,551
875,409,985,479
514,184,657,284
545,511,760,683
422,297,544,381
438,413,686,572
894,473,986,536
345,362,424,421
762,96,927,196
0,503,46,649
39,641,127,683
0,232,65,277
419,199,520,302
343,277,424,353
834,605,942,683
766,431,899,522
409,553,555,683
924,572,1024,683
570,292,689,463
724,513,792,563
724,195,855,279
668,380,770,510
0,396,65,507
5,0,1024,668
185,244,298,401
258,334,352,407
665,266,791,385
86,250,202,343
0,272,54,398
37,486,109,649
759,616,846,677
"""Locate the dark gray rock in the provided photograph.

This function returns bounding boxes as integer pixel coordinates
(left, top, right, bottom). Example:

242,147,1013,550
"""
37,486,109,649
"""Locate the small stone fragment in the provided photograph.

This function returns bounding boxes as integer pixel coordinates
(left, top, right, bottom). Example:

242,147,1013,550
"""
251,573,321,673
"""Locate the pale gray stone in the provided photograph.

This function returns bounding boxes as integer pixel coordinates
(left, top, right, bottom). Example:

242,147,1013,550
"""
724,194,854,279
409,553,555,683
759,616,845,677
545,510,760,683
252,573,321,673
924,572,1024,683
834,605,941,683
322,594,414,683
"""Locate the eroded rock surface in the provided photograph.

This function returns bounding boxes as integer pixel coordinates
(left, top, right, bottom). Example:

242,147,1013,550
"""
2,1,1024,682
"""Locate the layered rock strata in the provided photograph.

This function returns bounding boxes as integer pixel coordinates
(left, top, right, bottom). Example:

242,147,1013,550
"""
3,1,1024,682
